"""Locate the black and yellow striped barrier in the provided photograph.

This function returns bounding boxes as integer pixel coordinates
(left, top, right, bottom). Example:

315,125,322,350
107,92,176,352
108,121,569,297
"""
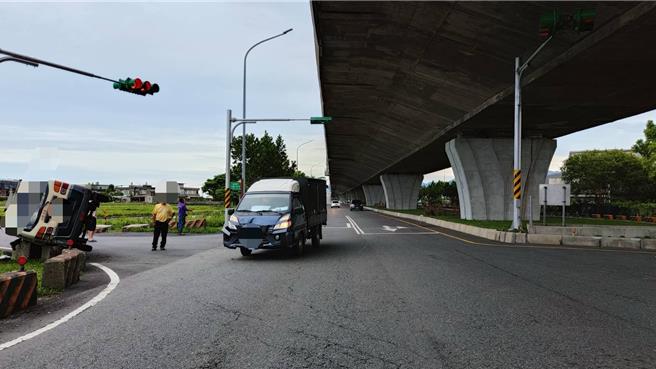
224,188,232,208
513,169,522,200
0,271,37,318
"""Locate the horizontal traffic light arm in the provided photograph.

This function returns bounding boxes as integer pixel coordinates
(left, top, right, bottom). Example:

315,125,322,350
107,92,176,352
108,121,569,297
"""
0,47,160,96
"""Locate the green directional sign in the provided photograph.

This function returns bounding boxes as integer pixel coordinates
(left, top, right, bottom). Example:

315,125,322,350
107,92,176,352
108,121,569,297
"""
310,116,332,124
229,181,241,191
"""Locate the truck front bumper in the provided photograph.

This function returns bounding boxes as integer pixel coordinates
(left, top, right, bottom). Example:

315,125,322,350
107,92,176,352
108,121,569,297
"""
222,227,293,250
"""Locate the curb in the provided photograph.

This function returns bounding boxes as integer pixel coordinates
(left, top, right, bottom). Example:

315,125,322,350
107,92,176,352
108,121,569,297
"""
365,207,656,251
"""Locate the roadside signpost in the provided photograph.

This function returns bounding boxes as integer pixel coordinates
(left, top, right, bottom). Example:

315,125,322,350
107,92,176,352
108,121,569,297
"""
539,184,572,226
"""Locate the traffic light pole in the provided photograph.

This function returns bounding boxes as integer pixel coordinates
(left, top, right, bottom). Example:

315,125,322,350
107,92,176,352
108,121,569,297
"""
511,36,552,231
0,48,119,83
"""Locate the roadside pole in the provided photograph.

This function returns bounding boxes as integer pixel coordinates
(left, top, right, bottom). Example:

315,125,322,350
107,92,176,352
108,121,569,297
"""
510,36,552,231
224,109,232,221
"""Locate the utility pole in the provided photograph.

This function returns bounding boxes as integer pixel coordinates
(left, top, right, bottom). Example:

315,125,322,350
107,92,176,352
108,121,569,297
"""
511,36,552,230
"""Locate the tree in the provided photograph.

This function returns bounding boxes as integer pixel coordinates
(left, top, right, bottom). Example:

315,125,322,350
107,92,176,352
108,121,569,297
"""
230,131,298,185
561,150,651,204
632,120,656,157
202,173,226,201
633,120,656,180
203,132,303,202
419,180,459,206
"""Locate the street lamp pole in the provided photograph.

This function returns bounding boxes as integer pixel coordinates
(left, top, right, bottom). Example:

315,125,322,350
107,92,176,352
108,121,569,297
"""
296,140,313,172
511,36,552,230
242,28,293,197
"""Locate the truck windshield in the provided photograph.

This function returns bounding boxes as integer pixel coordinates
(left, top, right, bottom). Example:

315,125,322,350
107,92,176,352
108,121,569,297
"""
237,194,290,213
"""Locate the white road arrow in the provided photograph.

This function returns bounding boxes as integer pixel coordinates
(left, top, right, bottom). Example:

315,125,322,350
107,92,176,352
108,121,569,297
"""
382,225,407,232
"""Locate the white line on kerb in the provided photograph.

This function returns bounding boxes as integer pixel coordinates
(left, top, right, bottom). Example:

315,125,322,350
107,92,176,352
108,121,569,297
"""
0,262,120,351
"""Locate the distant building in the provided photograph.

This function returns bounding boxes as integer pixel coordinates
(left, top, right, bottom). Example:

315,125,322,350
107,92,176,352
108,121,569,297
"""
546,171,563,185
87,182,112,192
115,183,155,203
178,183,201,200
0,179,19,197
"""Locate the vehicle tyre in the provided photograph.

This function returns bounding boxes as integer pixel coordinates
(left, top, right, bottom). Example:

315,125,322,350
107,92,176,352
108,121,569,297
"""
240,247,252,256
311,228,321,247
291,234,305,257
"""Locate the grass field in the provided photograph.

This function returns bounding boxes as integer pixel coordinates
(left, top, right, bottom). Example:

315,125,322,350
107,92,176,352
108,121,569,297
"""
1,200,223,234
96,202,224,233
0,260,59,296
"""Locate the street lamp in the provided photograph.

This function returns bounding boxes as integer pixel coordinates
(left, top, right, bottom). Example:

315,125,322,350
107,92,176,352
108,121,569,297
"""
241,28,293,196
296,140,313,172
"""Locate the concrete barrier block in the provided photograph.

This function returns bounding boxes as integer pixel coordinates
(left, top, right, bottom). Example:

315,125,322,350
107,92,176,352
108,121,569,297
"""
527,234,562,245
600,237,641,250
562,236,601,248
43,257,66,290
0,271,38,318
62,249,83,283
641,239,656,251
515,233,527,244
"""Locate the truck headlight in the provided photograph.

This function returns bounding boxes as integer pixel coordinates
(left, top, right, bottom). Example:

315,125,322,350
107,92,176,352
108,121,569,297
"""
273,214,292,230
227,214,239,229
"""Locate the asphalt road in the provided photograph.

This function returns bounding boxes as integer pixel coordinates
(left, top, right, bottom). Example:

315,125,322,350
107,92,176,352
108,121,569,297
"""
2,208,656,368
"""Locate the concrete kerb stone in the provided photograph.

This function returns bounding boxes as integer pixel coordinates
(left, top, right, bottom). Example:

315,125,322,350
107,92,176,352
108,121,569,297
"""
526,234,562,246
562,236,601,248
641,239,656,250
42,249,85,291
600,237,641,250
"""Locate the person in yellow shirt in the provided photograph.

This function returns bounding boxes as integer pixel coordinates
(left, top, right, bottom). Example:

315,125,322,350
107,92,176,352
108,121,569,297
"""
152,201,174,251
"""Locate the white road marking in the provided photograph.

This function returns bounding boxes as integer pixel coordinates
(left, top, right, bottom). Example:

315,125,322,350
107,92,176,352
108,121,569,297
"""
382,225,408,232
346,223,352,228
363,232,438,235
0,262,120,351
345,215,364,235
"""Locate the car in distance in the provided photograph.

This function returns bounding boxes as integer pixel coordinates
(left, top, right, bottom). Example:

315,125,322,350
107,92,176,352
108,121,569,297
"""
349,199,364,211
330,200,340,208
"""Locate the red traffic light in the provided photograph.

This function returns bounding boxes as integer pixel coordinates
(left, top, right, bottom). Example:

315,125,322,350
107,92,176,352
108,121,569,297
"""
113,77,160,96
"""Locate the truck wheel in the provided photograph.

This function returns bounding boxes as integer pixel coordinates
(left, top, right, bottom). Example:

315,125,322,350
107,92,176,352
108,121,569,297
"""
311,228,321,247
291,234,305,257
240,247,252,256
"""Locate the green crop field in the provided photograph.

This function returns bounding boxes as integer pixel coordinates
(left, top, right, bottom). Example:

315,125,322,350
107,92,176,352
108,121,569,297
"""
96,202,224,234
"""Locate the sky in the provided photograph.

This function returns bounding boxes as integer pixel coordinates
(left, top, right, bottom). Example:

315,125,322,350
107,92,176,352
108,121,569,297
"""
1,2,654,191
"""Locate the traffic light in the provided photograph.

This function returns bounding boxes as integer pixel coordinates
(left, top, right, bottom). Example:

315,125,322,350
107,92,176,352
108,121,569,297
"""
113,77,160,96
572,9,595,32
539,10,562,38
539,9,595,37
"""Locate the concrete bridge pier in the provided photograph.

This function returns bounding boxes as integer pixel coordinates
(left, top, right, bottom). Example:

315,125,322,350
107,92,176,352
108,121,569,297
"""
362,184,385,207
380,174,423,210
445,137,556,221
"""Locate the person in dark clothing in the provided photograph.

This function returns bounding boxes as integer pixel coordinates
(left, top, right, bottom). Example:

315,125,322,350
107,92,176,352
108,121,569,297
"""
176,197,191,235
86,199,99,242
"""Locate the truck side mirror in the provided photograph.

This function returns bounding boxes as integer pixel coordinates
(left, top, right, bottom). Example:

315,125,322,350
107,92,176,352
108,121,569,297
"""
227,208,235,216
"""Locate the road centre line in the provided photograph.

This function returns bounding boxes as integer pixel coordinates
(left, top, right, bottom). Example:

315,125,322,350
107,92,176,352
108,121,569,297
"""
0,262,120,351
344,215,364,235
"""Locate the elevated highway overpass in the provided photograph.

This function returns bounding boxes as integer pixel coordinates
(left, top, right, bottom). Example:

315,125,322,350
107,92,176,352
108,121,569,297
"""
312,1,656,219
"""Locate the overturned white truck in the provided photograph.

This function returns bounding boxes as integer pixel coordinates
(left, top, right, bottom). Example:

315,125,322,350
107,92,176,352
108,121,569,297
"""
2,180,105,260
